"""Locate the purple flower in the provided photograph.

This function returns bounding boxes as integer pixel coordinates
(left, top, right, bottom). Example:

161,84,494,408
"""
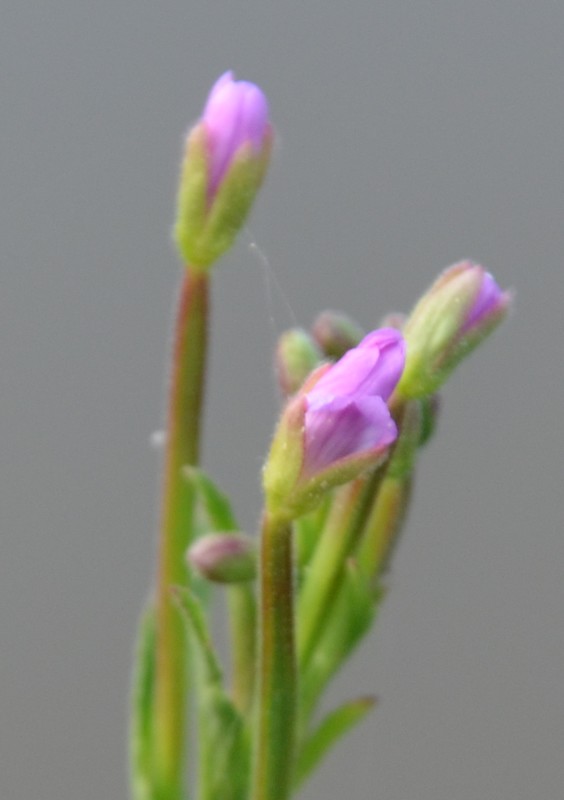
202,71,270,197
301,328,405,478
398,261,512,398
174,72,272,268
461,267,507,332
263,328,406,518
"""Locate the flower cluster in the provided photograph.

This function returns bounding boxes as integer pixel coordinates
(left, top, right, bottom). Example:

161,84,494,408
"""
131,73,513,800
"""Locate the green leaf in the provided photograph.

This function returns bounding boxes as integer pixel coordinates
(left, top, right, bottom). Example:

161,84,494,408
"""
294,696,377,789
173,587,251,800
172,586,222,685
129,605,157,800
185,466,239,531
197,685,251,800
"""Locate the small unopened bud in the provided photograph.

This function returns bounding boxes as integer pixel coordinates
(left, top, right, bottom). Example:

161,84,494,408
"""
397,261,511,398
187,533,256,583
311,310,364,359
174,71,272,270
276,328,322,396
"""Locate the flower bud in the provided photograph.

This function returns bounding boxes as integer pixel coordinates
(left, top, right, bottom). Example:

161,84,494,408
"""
397,261,511,398
263,328,406,520
174,72,272,269
276,328,323,396
187,532,256,583
311,310,365,359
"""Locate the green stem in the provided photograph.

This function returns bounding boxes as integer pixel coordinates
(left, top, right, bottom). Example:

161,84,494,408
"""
356,401,420,581
153,267,209,800
251,513,296,800
296,475,379,672
228,584,256,715
357,475,413,581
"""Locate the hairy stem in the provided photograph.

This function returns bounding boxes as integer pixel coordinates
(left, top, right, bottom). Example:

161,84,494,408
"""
153,268,209,799
251,513,296,800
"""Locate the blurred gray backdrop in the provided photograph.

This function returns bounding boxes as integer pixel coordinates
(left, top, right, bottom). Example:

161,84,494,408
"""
2,2,563,798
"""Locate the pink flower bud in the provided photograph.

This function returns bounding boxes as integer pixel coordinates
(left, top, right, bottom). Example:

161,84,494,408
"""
187,533,256,583
398,261,512,398
202,71,270,198
263,328,406,519
174,72,272,268
276,328,323,397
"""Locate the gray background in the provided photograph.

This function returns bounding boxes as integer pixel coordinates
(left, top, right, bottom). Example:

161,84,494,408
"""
2,2,563,798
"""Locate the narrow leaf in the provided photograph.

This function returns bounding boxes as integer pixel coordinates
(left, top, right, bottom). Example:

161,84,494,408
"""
129,605,157,800
185,466,239,531
173,586,250,800
172,586,223,685
295,696,377,789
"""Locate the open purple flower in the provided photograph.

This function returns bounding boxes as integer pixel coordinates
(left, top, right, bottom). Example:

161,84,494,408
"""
202,71,270,198
263,328,406,519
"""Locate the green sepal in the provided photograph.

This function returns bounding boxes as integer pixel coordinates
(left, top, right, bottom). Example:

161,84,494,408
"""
294,695,377,790
438,299,508,378
262,395,306,519
174,125,209,268
175,128,272,270
385,400,422,481
199,136,271,266
173,587,251,800
129,605,157,800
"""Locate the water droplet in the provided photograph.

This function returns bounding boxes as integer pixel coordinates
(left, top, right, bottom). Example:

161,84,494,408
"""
150,430,167,449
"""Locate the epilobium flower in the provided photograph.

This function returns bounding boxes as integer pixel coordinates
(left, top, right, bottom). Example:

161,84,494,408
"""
174,71,272,269
397,261,511,399
263,328,406,520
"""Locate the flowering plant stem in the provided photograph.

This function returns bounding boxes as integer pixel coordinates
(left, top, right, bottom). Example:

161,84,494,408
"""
252,513,296,800
297,474,381,672
228,583,256,714
154,267,209,800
